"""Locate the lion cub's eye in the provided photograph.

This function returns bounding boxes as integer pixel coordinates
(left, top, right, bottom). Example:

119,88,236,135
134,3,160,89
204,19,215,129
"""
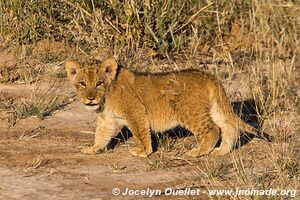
96,81,103,87
79,81,87,88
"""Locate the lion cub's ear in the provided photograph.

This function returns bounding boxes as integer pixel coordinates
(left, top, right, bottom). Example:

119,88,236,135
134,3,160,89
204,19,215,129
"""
101,56,118,81
65,60,80,80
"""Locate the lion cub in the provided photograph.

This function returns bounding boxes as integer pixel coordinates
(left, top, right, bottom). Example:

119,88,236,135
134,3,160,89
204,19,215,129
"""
65,57,261,157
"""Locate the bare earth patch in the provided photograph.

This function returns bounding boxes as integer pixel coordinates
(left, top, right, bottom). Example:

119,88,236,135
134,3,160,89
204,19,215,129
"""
0,99,209,199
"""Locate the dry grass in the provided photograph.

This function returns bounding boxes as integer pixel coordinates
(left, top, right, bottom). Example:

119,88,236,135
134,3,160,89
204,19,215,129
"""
0,60,44,84
10,83,69,119
22,155,51,177
0,0,299,199
1,1,298,58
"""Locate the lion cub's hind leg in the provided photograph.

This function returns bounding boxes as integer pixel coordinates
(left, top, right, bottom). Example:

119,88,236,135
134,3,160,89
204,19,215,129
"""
185,118,221,158
209,124,238,156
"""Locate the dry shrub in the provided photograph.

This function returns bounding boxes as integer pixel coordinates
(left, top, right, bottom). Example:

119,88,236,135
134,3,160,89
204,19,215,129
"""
1,1,298,58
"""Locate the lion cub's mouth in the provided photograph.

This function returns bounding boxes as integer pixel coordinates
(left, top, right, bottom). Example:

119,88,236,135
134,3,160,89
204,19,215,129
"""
84,103,100,111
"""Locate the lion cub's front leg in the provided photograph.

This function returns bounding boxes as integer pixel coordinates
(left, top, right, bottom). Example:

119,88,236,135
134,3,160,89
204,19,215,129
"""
82,111,125,155
126,115,153,158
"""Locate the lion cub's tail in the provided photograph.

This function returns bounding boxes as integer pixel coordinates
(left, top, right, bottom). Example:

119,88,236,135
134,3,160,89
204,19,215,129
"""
210,84,273,155
231,116,273,142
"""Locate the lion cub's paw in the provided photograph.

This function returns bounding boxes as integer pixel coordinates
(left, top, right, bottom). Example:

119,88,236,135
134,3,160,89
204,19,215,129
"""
186,148,209,158
129,147,149,157
81,146,100,155
209,147,228,156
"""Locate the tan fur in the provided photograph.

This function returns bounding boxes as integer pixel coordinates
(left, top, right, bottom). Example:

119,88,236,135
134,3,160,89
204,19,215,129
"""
65,57,262,157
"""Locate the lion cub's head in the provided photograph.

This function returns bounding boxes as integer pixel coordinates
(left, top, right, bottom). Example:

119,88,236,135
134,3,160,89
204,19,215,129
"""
65,57,118,111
